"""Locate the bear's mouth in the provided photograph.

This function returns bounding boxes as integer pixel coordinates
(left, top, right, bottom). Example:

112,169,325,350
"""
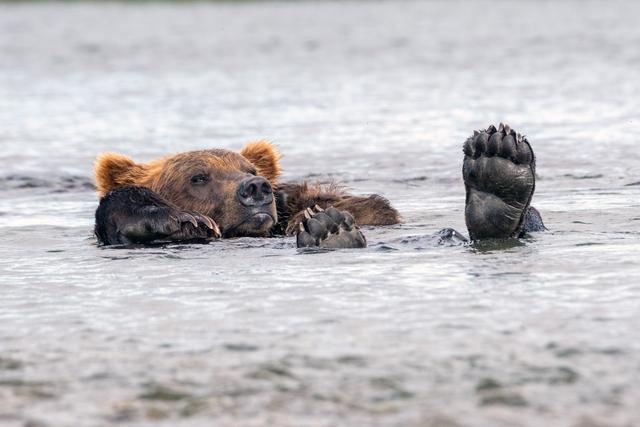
222,212,276,238
247,212,274,229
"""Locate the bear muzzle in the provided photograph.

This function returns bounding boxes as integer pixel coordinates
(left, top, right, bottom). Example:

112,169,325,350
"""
218,176,277,237
222,208,277,238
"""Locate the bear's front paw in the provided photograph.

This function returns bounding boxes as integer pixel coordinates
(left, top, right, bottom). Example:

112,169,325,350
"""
296,206,367,249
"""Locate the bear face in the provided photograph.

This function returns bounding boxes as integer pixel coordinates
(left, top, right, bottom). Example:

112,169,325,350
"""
94,140,281,238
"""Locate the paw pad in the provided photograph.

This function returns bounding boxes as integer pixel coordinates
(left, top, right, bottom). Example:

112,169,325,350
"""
462,123,536,240
297,205,366,249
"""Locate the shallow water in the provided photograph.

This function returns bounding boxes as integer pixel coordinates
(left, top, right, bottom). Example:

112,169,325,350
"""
1,1,639,426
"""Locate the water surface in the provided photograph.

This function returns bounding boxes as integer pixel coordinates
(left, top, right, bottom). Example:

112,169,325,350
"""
1,1,639,426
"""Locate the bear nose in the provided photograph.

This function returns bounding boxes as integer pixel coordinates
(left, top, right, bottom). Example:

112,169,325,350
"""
236,176,273,207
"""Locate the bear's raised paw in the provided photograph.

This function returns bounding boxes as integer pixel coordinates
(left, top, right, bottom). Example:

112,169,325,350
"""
296,206,366,249
463,123,536,240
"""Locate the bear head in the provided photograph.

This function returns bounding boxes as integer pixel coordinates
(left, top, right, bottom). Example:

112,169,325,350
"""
94,140,281,238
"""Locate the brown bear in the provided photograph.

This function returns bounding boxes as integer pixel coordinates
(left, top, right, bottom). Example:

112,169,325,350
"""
94,124,546,248
93,140,401,246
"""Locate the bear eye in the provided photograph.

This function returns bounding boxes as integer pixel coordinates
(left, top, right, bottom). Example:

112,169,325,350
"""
248,168,257,176
190,173,210,185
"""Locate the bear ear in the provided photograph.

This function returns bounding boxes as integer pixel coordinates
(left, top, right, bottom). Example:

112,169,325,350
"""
239,140,281,183
94,152,148,196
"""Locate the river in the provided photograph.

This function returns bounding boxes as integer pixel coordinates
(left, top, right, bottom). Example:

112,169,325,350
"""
1,1,639,426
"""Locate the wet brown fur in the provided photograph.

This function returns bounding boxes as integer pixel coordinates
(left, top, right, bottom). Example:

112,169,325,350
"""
281,182,401,235
240,140,282,183
95,141,281,197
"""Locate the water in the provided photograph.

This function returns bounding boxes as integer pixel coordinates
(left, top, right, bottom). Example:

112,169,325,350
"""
1,1,639,426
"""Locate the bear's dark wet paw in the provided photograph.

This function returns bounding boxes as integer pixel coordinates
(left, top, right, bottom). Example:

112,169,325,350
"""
115,207,221,244
95,185,221,245
463,123,536,240
296,205,367,249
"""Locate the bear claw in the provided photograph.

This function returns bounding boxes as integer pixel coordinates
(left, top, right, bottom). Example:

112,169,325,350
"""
296,205,366,249
169,210,221,240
